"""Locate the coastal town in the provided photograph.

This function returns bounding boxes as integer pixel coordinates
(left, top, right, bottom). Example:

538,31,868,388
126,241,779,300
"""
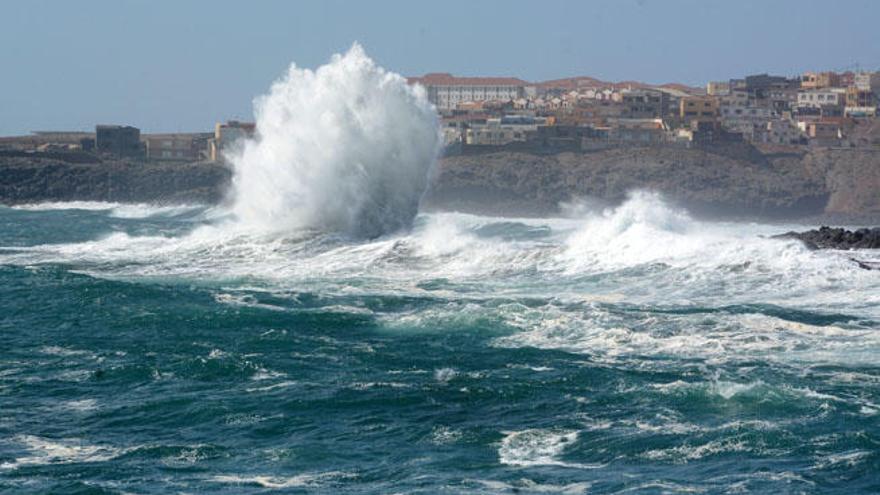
1,69,879,162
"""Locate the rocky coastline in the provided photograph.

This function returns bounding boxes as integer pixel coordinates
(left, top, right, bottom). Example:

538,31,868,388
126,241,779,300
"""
1,143,879,224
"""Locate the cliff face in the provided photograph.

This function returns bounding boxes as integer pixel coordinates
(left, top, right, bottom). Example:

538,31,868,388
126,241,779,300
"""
806,149,880,215
424,145,880,221
0,145,877,221
0,155,231,205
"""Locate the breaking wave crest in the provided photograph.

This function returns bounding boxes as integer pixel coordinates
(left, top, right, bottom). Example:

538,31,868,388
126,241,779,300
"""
228,43,440,238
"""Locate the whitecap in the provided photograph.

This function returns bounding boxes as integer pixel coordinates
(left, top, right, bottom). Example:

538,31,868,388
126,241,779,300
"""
1,435,126,470
498,429,601,469
212,471,354,489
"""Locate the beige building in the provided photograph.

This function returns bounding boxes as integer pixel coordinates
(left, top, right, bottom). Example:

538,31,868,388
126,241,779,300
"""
144,133,210,161
706,81,731,96
209,121,256,162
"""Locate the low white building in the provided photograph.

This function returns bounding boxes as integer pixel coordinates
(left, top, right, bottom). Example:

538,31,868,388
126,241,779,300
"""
796,89,846,109
407,73,528,111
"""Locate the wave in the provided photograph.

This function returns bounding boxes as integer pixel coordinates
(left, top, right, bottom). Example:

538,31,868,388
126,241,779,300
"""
6,201,205,219
228,43,440,238
1,435,128,470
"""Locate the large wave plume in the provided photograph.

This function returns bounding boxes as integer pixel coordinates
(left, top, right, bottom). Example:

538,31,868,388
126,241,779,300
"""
229,44,440,238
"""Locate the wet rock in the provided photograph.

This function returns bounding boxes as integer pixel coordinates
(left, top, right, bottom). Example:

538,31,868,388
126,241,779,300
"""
775,226,880,250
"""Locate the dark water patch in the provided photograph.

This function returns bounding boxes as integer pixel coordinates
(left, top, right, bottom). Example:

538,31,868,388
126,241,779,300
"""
0,206,204,247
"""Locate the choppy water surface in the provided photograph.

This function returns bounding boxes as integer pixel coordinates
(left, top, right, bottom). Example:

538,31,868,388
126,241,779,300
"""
1,197,878,494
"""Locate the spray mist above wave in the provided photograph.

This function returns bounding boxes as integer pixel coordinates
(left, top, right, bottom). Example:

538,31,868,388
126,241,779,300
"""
229,44,440,238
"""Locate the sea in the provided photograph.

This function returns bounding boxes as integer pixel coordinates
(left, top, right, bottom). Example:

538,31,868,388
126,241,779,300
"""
0,195,878,494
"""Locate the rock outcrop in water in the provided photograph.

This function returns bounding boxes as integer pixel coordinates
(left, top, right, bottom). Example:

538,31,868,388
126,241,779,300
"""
775,226,880,250
775,226,880,271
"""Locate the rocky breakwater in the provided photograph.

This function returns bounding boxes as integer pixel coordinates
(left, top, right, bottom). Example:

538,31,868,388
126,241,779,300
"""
775,226,880,270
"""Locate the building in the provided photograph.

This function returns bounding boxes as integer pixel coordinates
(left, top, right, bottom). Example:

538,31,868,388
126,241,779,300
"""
407,73,528,111
763,118,803,145
800,71,841,89
607,118,667,143
796,89,846,109
845,86,878,117
620,88,668,118
854,72,880,93
209,121,256,162
767,87,799,114
706,81,731,96
464,115,549,146
679,96,718,125
802,121,840,146
719,105,773,141
745,74,794,99
95,125,142,158
143,133,212,161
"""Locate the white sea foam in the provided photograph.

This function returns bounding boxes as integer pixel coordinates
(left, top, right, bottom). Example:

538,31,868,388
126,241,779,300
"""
1,435,126,470
471,478,591,494
212,471,354,489
8,201,203,219
9,201,123,211
499,429,601,469
642,437,752,463
3,185,879,373
228,43,439,238
108,203,203,219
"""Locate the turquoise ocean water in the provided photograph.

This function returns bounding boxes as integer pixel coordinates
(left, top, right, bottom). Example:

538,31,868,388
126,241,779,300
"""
0,198,878,494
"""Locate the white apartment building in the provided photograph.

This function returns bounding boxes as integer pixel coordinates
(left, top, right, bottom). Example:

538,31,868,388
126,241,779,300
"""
408,73,528,111
796,89,846,108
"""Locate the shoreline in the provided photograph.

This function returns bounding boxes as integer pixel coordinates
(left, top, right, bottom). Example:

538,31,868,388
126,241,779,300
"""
1,143,879,225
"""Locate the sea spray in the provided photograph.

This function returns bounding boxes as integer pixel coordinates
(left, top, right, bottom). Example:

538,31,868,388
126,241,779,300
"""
229,44,440,238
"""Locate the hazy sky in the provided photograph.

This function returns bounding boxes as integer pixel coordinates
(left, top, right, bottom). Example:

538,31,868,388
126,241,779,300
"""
2,0,878,135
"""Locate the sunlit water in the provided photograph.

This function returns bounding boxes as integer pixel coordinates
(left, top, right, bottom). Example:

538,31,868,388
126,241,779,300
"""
0,197,878,494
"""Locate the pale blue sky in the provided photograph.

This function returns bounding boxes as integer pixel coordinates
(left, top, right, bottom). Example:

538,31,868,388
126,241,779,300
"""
1,0,878,135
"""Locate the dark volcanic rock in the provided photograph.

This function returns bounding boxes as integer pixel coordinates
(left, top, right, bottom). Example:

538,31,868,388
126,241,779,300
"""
0,153,232,205
775,226,880,250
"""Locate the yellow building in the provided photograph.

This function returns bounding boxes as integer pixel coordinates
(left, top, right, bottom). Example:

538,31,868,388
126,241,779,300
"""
800,71,841,89
679,96,718,123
